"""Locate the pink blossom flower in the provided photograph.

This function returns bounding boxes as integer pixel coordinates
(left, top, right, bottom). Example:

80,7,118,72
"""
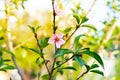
54,5,65,17
48,34,65,48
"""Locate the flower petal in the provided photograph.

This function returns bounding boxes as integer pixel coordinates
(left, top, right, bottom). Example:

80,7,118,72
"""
57,34,64,38
56,41,61,48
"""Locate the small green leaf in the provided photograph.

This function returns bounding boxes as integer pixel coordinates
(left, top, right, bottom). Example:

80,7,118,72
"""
85,65,90,72
80,17,88,25
38,37,49,48
28,25,35,33
73,13,80,24
62,66,77,71
56,61,61,67
29,48,41,55
3,59,11,62
90,64,99,69
74,35,85,50
90,70,104,76
0,46,14,56
82,24,97,31
55,49,74,58
35,26,41,31
0,65,15,70
74,56,86,67
78,51,104,69
35,57,40,64
64,27,72,34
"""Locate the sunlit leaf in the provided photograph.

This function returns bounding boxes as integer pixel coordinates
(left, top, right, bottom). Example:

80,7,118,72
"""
35,57,40,64
74,35,85,50
28,25,35,33
73,13,80,24
82,24,97,31
90,70,104,76
74,56,86,67
0,46,14,56
55,49,74,58
80,17,88,25
78,51,104,69
29,48,41,56
62,66,77,71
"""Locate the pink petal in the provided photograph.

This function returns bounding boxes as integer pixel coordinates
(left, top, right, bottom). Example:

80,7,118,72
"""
56,41,61,48
48,38,55,44
59,39,65,44
57,34,64,38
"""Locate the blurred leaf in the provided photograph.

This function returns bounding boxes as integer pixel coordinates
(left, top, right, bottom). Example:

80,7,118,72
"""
0,51,2,56
35,57,40,64
80,17,88,25
64,27,72,34
62,66,77,71
38,37,49,48
90,64,99,69
73,13,80,24
29,48,41,56
28,25,35,33
41,74,49,80
82,24,97,31
35,26,41,31
0,65,15,70
78,51,104,69
0,57,3,66
3,59,11,62
74,56,86,67
0,37,4,40
90,70,104,76
0,46,14,56
74,35,85,50
55,49,74,58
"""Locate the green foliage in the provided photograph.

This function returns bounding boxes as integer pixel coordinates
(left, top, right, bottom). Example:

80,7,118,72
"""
74,35,85,50
82,24,97,31
61,66,77,71
74,56,86,67
38,37,49,48
90,70,104,76
54,49,74,58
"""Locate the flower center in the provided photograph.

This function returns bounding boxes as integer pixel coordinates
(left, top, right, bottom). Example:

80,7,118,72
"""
54,36,60,42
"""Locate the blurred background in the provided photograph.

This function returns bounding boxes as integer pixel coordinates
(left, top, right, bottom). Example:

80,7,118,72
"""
0,0,120,80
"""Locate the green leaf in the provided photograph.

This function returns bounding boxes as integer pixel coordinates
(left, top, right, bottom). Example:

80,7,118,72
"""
74,35,85,50
56,61,61,67
85,65,90,72
35,57,40,64
28,25,35,33
64,27,72,34
35,26,41,31
74,56,86,67
0,51,2,56
29,48,41,55
62,66,77,71
0,65,15,70
38,37,49,48
90,64,99,69
41,74,49,80
3,59,11,62
90,70,104,76
0,46,14,56
82,24,97,31
55,49,74,58
73,13,80,24
78,51,104,69
0,37,4,40
80,17,88,25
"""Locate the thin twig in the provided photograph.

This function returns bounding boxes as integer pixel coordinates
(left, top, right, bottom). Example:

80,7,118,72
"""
53,55,74,70
34,33,50,76
5,0,24,80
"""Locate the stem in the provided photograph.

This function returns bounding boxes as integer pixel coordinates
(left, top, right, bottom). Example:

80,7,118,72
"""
34,33,50,76
53,55,74,70
76,70,88,80
5,0,24,80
